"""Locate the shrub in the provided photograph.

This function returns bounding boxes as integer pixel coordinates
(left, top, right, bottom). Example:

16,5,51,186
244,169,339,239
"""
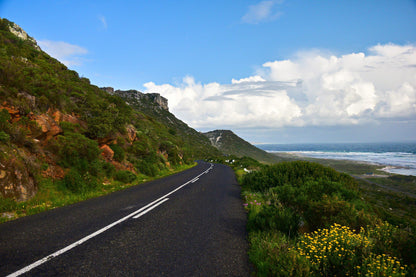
242,161,357,192
109,143,125,162
0,108,11,130
61,169,99,193
135,160,159,177
88,160,115,179
56,132,100,169
101,161,116,178
114,170,136,184
294,223,407,276
248,204,300,238
249,231,312,276
0,131,10,142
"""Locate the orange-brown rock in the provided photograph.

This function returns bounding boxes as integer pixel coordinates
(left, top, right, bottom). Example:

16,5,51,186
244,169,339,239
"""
100,144,114,162
1,105,20,122
33,114,62,141
50,109,86,128
51,110,63,123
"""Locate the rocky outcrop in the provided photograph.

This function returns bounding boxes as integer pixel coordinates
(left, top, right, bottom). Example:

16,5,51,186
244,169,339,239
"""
101,87,169,111
28,109,86,142
100,87,114,94
8,22,40,50
0,152,37,201
146,93,169,111
32,113,63,141
204,130,225,148
51,110,85,127
100,144,114,162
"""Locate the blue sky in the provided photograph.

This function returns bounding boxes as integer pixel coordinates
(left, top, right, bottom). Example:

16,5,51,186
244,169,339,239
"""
1,0,416,143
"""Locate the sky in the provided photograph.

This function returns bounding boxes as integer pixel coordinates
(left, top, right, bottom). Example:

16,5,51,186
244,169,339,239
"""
1,0,416,144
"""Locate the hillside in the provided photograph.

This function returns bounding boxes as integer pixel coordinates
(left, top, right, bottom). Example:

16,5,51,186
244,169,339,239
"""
0,18,219,208
103,88,220,159
203,130,280,163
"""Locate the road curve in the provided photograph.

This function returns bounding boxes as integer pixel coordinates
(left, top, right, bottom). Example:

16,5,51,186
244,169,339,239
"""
0,161,250,276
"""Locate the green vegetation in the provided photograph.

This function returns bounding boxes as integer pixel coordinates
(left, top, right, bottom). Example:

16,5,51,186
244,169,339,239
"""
115,90,221,160
270,152,416,226
0,18,221,223
241,161,416,276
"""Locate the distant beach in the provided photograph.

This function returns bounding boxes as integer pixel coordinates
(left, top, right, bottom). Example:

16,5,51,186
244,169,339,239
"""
256,142,416,176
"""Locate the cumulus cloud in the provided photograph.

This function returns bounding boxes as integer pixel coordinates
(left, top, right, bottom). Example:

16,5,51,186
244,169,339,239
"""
143,43,416,130
241,0,283,24
38,40,88,66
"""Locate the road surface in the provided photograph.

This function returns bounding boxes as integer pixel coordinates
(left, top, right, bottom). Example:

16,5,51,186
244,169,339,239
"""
0,161,250,276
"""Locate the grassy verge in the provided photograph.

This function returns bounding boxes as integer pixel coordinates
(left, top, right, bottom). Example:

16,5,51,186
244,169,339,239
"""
0,162,196,223
239,160,416,276
271,152,416,226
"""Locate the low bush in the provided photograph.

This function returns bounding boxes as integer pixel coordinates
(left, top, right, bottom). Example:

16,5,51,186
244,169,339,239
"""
56,132,100,170
61,168,100,194
242,161,415,276
294,223,407,276
248,231,312,276
0,131,10,142
109,143,125,162
114,170,136,184
135,160,159,177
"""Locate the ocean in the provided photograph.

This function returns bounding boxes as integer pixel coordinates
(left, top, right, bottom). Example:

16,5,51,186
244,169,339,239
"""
256,142,416,176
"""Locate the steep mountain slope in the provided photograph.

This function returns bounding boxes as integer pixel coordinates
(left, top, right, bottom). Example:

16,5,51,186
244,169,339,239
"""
104,88,221,159
203,130,280,163
0,18,219,204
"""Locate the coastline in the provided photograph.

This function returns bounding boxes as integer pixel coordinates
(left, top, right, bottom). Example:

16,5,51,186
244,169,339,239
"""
269,151,416,197
267,150,416,177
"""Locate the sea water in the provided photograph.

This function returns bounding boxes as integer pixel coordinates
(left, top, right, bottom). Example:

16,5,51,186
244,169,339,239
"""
256,142,416,176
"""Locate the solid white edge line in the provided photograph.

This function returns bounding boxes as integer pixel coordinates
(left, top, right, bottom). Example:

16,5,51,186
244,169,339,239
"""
7,163,213,277
133,198,169,219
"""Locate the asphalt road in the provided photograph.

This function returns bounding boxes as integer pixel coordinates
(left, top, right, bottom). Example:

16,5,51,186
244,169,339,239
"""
0,161,250,276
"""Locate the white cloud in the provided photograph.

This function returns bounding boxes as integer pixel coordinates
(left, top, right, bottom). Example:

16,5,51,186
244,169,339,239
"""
143,43,416,130
38,40,88,66
231,76,266,84
242,0,283,24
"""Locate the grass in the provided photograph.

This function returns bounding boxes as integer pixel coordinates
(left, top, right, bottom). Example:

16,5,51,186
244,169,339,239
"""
0,162,196,223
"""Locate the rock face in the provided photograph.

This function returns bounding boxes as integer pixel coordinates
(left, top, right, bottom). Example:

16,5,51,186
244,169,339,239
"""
8,22,40,50
147,93,169,111
32,113,63,141
204,130,225,148
0,153,36,201
100,144,114,162
28,109,86,142
101,87,169,111
101,87,114,94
